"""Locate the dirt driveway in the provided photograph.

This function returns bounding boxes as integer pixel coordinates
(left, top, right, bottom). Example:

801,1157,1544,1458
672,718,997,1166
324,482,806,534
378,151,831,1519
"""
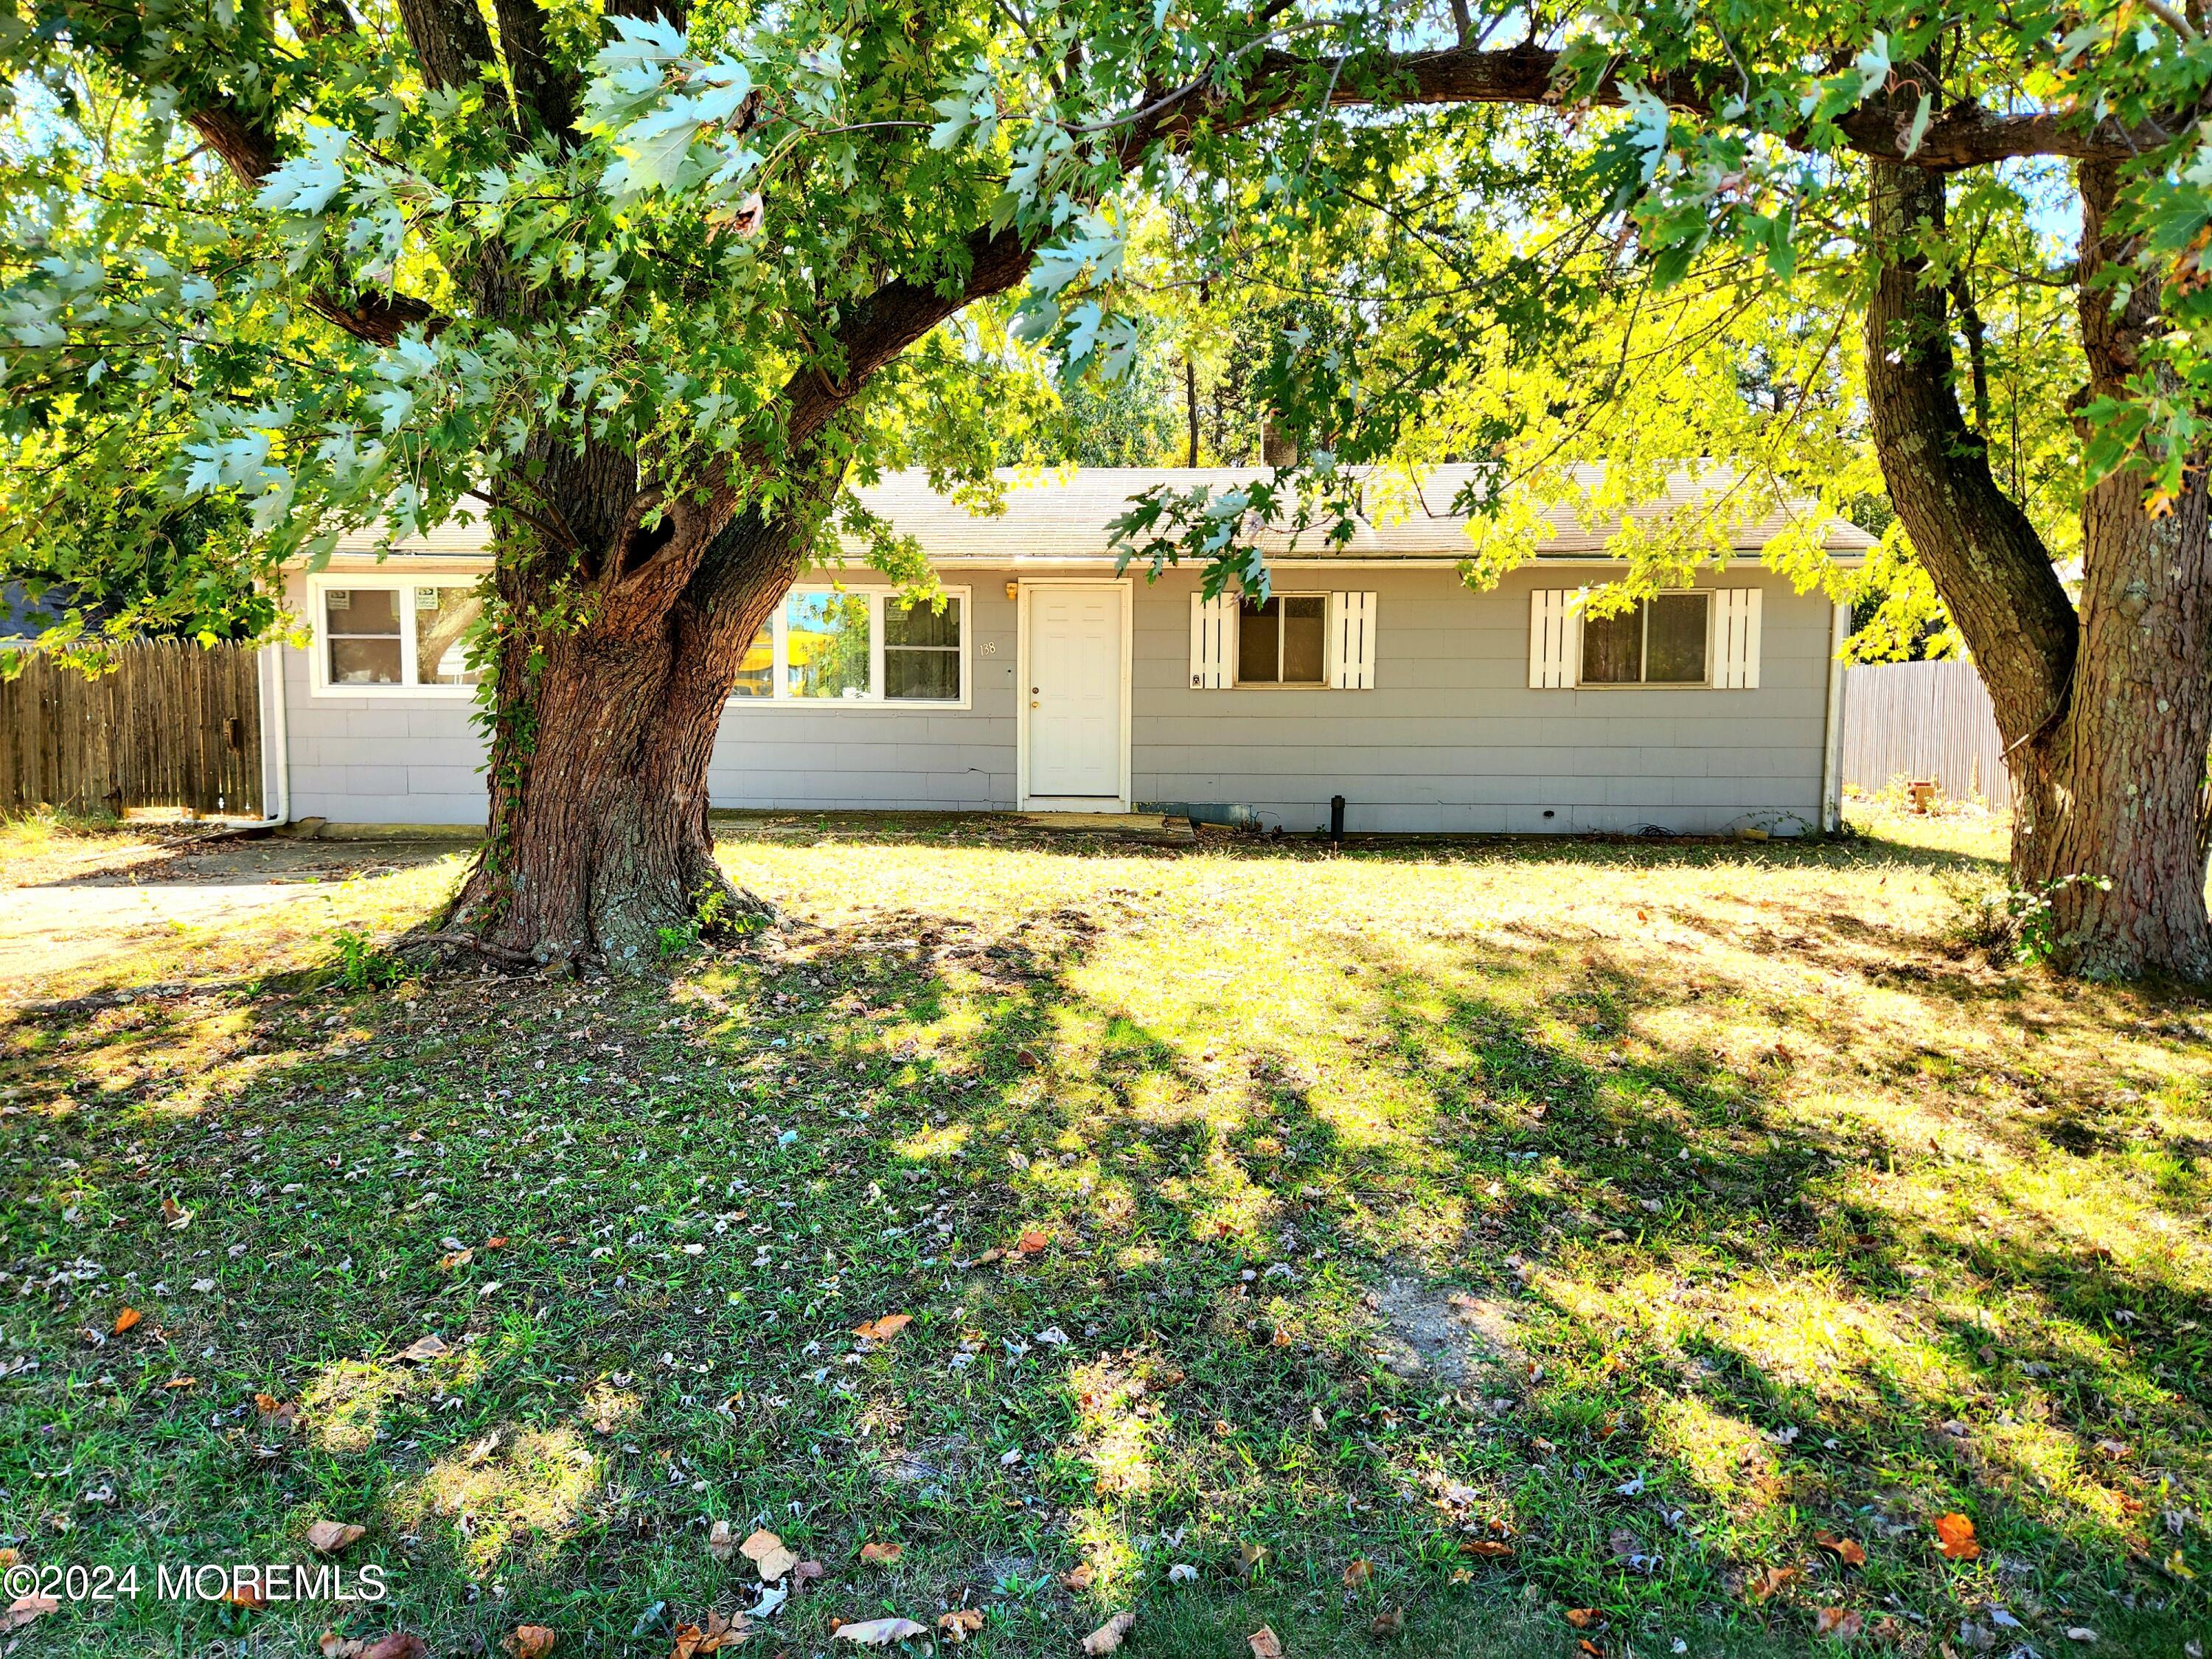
0,830,469,986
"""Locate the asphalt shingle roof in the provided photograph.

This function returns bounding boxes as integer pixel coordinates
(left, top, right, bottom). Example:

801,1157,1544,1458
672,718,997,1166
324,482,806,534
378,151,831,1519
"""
327,465,1874,563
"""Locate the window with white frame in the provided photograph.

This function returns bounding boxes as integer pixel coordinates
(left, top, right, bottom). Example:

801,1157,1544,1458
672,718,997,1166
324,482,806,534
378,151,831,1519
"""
315,579,484,692
728,587,967,705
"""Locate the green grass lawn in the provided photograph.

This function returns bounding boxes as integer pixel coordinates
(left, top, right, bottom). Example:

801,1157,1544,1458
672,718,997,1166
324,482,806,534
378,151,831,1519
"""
2,811,2207,1658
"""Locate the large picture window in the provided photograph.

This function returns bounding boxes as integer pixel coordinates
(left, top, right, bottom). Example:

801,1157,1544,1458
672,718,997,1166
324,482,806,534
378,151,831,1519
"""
729,588,968,707
1579,594,1710,686
313,578,484,694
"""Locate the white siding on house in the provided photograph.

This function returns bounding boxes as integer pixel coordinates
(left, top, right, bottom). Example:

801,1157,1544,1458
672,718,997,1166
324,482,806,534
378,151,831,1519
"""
1128,566,1829,835
703,577,1020,810
279,562,1834,835
279,569,485,825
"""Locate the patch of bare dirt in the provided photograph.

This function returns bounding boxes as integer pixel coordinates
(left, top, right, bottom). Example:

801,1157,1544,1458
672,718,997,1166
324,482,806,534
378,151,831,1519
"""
1371,1273,1526,1393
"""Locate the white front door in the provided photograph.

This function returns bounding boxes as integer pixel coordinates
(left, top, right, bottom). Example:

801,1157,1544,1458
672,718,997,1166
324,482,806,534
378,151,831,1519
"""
1023,583,1127,807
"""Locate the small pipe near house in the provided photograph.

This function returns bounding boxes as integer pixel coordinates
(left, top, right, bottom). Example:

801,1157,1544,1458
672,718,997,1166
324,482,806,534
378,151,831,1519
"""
235,639,291,830
1819,599,1848,834
1330,794,1346,844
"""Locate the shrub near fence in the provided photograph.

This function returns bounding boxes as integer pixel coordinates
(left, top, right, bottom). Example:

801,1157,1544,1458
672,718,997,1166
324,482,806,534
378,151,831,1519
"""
1840,657,2011,811
0,640,262,817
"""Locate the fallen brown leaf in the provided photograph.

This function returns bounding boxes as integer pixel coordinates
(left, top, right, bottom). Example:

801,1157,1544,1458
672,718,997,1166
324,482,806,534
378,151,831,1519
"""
1370,1607,1405,1638
1815,1608,1866,1640
1082,1610,1136,1655
939,1609,984,1644
1933,1514,1980,1561
738,1528,799,1582
164,1375,196,1390
1237,1541,1269,1578
1342,1559,1373,1588
112,1307,141,1335
852,1314,912,1342
707,1519,736,1562
319,1632,428,1659
1248,1627,1284,1659
1461,1540,1513,1559
1062,1564,1096,1590
398,1335,449,1362
1745,1565,1803,1603
1816,1532,1868,1568
226,1582,270,1610
306,1520,367,1554
0,1596,58,1634
1016,1229,1049,1254
667,1611,746,1659
1565,1608,1604,1630
858,1540,902,1565
503,1627,556,1658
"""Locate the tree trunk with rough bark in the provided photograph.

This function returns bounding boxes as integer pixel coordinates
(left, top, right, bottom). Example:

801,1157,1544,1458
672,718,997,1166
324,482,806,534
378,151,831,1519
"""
1865,161,2212,977
432,471,830,972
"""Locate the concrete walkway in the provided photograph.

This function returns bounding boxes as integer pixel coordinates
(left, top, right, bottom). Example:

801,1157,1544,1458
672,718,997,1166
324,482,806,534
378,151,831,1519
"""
0,833,464,986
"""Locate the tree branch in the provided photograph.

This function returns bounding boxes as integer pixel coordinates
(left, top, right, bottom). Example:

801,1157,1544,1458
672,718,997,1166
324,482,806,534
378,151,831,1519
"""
784,226,1037,446
1863,161,2076,745
185,107,441,347
1157,40,2164,172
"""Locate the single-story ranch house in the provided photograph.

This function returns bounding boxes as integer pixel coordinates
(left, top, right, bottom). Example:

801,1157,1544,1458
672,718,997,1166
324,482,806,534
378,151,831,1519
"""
257,465,1870,837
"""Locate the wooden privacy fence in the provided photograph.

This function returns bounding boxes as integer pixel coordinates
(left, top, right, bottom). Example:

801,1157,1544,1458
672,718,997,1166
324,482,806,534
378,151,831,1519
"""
1840,657,2011,810
1,640,263,817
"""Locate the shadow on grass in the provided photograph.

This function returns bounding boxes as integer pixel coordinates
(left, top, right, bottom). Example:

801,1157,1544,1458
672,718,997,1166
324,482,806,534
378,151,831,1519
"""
0,829,2202,1659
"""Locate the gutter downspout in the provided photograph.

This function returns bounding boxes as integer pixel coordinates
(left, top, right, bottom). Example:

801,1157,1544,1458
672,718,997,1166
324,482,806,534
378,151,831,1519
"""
232,639,291,830
1819,599,1848,833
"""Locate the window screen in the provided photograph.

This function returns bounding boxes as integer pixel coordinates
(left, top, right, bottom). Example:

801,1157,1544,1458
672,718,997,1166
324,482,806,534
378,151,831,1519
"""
1237,596,1326,685
325,588,403,686
1646,594,1709,684
886,597,961,700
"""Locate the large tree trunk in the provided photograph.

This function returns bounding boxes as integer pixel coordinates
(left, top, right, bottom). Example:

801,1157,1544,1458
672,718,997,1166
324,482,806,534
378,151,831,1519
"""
433,468,831,972
1865,161,2212,976
2025,161,2212,975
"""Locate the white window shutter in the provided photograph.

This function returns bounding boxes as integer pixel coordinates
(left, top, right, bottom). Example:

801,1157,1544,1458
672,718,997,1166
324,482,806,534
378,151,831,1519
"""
1328,591,1375,689
1529,589,1575,688
1716,588,1762,688
1189,592,1234,688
